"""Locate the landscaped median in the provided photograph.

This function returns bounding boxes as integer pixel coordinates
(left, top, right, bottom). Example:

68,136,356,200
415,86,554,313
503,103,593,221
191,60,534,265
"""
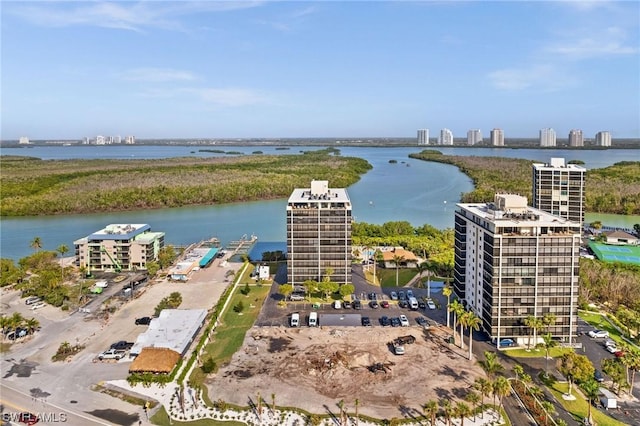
547,382,627,426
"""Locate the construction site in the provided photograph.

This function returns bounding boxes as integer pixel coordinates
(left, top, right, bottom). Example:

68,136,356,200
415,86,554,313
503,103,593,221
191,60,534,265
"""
205,324,487,420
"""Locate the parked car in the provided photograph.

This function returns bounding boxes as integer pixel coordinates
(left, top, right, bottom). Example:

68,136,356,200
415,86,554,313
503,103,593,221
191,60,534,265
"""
594,370,604,383
406,290,414,298
588,330,609,338
427,300,437,310
380,300,390,308
98,348,126,361
30,302,46,310
398,291,406,301
399,315,410,327
25,296,42,306
415,317,428,326
110,340,134,350
615,350,625,358
343,300,352,309
353,300,362,310
390,291,398,301
135,317,152,325
379,316,391,327
390,317,401,327
361,316,371,327
333,300,341,309
394,345,405,355
418,301,426,310
369,300,379,309
398,300,409,309
498,338,516,347
606,344,619,354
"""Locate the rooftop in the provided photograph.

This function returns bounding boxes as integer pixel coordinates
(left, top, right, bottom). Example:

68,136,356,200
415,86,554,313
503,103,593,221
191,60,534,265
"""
130,309,207,357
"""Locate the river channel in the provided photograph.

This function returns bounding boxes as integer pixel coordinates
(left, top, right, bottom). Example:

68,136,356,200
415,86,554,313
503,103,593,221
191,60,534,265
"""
1,145,639,260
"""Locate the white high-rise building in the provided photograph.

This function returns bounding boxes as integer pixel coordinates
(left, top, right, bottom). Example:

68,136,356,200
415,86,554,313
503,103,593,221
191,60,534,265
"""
490,129,504,146
539,128,556,147
18,137,30,145
568,129,584,147
125,136,136,144
417,129,429,145
96,135,106,145
532,158,586,225
467,129,482,145
454,194,581,347
595,131,612,147
439,128,453,145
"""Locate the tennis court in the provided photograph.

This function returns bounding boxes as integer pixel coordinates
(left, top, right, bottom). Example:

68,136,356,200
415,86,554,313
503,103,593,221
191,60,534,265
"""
588,241,640,265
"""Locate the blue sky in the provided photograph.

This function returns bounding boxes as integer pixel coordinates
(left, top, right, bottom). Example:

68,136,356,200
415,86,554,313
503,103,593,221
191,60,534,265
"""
2,1,639,139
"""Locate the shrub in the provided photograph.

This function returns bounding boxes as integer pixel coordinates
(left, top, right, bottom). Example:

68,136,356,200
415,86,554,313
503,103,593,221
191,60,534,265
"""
233,301,244,313
201,357,217,374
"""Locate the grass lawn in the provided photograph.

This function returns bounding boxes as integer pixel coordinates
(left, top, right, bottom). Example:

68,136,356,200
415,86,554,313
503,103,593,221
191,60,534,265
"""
378,268,418,287
150,406,246,426
200,286,270,369
548,382,627,426
505,346,573,358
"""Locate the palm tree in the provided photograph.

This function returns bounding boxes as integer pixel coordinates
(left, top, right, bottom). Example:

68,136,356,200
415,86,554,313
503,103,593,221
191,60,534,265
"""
24,318,40,335
416,261,429,288
465,312,481,360
449,299,464,339
392,254,405,287
540,401,556,426
542,313,556,334
57,244,69,282
464,391,480,422
323,267,334,283
337,399,345,426
354,398,359,426
474,377,492,419
455,402,471,426
524,315,536,349
30,236,42,252
440,399,453,426
513,364,524,380
458,311,469,349
271,393,276,413
540,333,558,377
581,378,600,426
423,400,438,426
442,284,452,328
479,351,504,379
492,376,510,410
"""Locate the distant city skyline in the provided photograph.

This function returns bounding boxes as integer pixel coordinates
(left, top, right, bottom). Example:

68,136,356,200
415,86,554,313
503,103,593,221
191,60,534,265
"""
2,1,639,139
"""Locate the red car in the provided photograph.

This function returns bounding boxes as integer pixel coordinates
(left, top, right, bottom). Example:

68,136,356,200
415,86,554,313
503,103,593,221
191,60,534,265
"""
19,412,39,425
380,300,390,308
615,350,625,358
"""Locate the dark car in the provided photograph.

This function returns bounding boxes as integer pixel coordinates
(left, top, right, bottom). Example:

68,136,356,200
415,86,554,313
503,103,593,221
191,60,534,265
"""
498,338,516,348
369,300,379,309
368,292,377,301
343,300,352,309
416,317,428,326
353,300,362,310
379,316,391,327
19,413,39,425
398,291,406,301
594,370,604,383
406,290,414,299
390,317,401,327
380,300,390,308
398,300,409,309
135,316,152,325
361,316,371,326
418,301,426,310
110,340,134,350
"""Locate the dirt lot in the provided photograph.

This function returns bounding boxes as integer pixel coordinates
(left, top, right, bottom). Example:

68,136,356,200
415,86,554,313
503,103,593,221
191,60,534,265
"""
206,324,485,419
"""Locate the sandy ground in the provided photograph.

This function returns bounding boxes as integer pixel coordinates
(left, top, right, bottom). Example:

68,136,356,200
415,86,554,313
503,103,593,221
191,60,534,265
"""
206,324,486,420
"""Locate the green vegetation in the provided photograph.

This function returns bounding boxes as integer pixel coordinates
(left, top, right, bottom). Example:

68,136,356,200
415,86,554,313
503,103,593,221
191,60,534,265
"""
51,341,85,362
504,346,573,359
151,406,246,426
0,149,371,216
409,150,640,214
376,267,417,288
548,382,627,426
154,292,183,317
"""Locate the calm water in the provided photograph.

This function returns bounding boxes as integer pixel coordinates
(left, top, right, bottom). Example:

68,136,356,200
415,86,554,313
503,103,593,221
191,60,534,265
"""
2,146,639,260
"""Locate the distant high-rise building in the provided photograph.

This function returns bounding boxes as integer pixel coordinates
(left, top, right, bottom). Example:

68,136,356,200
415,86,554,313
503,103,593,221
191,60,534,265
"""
490,128,504,146
539,128,556,147
18,136,30,145
439,128,453,145
532,157,586,225
124,136,136,144
454,194,581,347
467,129,482,145
568,129,584,147
417,129,429,145
114,135,122,144
595,131,612,147
286,180,352,286
96,135,106,145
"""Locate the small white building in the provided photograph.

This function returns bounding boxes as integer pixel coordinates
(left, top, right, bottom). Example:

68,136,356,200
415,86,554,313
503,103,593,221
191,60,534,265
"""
130,309,207,357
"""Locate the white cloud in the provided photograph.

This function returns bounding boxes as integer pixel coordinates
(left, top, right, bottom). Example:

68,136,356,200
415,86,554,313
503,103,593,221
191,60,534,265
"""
119,68,197,83
5,1,264,32
488,65,575,92
139,86,268,107
546,27,638,59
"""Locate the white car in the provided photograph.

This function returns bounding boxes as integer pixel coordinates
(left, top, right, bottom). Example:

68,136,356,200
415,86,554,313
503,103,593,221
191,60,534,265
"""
588,330,609,338
606,344,619,354
31,302,46,310
399,315,410,327
394,345,405,355
427,300,437,310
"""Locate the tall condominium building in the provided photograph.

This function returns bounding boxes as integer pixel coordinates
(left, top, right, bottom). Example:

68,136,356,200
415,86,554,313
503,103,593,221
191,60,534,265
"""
454,194,581,347
539,128,556,147
74,224,165,272
286,180,352,286
467,129,482,145
568,129,584,147
490,128,504,146
417,129,429,145
595,131,612,147
18,136,30,145
440,128,454,145
125,135,136,144
532,157,586,225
